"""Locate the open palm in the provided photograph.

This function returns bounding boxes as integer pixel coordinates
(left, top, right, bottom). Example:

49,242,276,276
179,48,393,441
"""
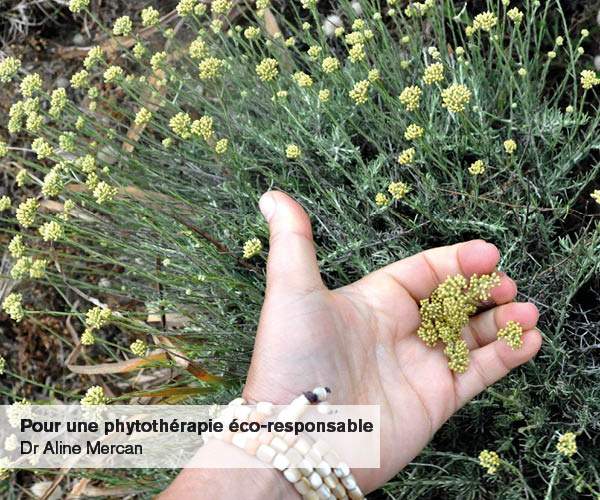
244,191,541,493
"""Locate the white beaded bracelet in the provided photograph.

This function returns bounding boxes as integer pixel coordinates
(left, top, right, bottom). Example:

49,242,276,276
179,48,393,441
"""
211,387,364,500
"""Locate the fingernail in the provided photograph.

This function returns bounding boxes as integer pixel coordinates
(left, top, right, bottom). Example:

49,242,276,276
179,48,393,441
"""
259,192,276,222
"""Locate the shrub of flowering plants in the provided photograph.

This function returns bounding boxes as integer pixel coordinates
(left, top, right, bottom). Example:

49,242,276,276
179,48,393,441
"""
1,0,599,497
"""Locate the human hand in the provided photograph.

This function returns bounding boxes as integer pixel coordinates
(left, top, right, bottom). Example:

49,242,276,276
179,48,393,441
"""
244,191,542,493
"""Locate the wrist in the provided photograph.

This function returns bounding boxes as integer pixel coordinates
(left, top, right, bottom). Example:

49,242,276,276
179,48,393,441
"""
160,439,297,500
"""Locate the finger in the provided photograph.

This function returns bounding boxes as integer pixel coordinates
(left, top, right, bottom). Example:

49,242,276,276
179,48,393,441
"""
380,240,500,301
488,272,517,305
259,191,324,294
454,329,542,407
463,302,539,349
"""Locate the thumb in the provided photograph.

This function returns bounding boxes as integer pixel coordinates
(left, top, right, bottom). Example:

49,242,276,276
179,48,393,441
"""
259,191,324,295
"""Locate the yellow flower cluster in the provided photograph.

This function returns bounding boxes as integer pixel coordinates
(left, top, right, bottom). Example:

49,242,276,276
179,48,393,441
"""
322,57,340,74
445,339,469,373
16,169,28,187
293,71,313,88
256,58,279,82
130,339,148,357
388,181,409,200
375,192,390,207
82,46,103,71
473,11,498,32
307,46,322,60
397,147,415,165
80,386,108,405
417,273,500,372
399,85,422,111
591,190,600,204
150,51,168,71
39,220,64,242
404,0,434,17
0,195,11,211
212,0,232,15
0,56,21,83
189,37,208,59
58,132,77,153
580,70,600,90
243,237,262,258
349,80,370,105
70,69,89,89
346,32,365,46
2,293,24,322
68,0,89,13
49,88,68,118
256,0,270,10
8,235,24,257
16,198,39,228
93,181,118,204
507,7,524,24
103,65,124,83
404,123,424,141
199,57,224,80
11,257,30,279
556,432,577,457
244,26,261,40
215,138,229,154
441,84,471,113
170,112,192,139
81,329,95,346
469,160,486,175
479,450,501,474
423,63,444,85
30,258,47,279
135,108,152,126
141,6,160,27
504,139,517,154
86,306,112,330
75,154,95,173
113,16,133,36
20,74,43,97
191,115,214,141
286,144,301,159
349,43,366,63
497,320,523,349
177,0,196,16
318,89,330,102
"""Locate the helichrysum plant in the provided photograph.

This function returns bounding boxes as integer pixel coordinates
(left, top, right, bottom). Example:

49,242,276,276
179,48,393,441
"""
1,0,600,497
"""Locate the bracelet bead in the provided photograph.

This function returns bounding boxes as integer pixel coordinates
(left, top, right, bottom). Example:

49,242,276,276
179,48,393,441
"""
341,475,356,490
256,444,276,464
295,477,312,495
348,486,363,499
271,436,288,453
334,463,350,478
308,471,323,489
294,437,312,455
274,452,291,471
317,483,333,499
284,467,302,483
